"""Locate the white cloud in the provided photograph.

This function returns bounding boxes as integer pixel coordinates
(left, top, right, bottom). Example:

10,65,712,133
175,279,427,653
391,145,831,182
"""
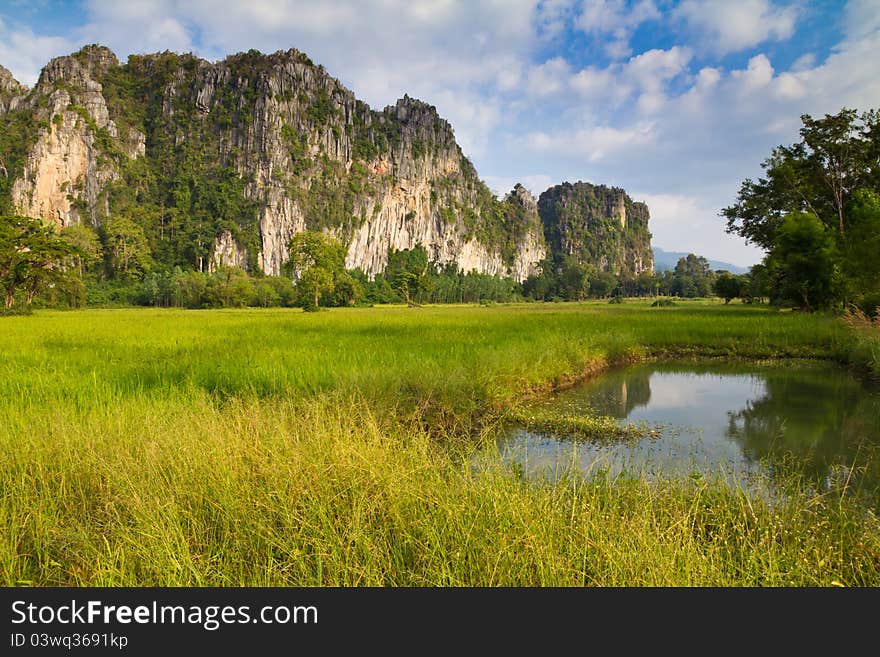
625,46,692,92
731,53,774,92
2,0,878,269
483,173,554,198
567,46,691,112
675,0,797,55
577,0,659,34
535,0,577,39
637,192,765,267
526,56,572,96
525,121,656,161
0,17,73,86
843,0,880,40
79,0,194,56
576,0,660,59
790,53,816,72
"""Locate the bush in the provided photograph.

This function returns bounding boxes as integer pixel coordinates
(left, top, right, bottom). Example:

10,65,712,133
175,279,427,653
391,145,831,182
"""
856,292,880,318
651,298,676,307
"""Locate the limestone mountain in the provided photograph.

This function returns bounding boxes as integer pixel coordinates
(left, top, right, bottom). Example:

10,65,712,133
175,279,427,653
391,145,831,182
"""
0,45,650,282
538,182,653,274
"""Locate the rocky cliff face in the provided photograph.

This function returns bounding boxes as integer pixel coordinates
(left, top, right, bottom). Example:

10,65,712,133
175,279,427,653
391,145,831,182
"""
0,65,26,113
0,46,651,283
1,46,144,226
538,181,653,275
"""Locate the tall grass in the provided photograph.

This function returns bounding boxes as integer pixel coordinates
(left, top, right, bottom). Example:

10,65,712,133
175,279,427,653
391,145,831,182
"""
1,302,877,585
842,306,880,378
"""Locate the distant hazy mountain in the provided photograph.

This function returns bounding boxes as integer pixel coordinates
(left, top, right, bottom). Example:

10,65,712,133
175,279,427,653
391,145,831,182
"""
652,247,749,274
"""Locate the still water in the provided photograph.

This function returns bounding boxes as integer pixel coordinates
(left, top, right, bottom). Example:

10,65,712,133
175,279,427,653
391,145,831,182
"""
500,361,880,502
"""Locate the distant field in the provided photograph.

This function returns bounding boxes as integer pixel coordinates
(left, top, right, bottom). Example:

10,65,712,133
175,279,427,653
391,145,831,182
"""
2,302,878,585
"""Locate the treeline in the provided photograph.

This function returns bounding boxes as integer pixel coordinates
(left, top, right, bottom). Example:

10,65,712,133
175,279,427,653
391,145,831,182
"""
520,252,763,302
3,213,766,311
0,221,525,310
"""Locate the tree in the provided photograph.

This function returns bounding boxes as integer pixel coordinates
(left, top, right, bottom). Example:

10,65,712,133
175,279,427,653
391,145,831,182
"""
723,107,880,310
766,212,839,310
670,254,714,298
743,263,770,303
284,231,346,309
385,245,431,305
332,271,364,306
102,216,153,280
713,272,744,304
60,224,102,279
1,215,79,308
559,257,591,300
841,190,880,301
589,271,618,298
723,108,878,248
298,267,334,309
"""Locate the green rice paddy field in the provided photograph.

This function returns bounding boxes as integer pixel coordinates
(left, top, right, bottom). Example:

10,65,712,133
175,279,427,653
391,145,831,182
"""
1,301,878,585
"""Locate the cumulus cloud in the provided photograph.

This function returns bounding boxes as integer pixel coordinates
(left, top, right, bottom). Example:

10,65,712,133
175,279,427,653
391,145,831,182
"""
79,0,195,56
2,0,878,268
636,192,765,266
526,56,572,96
576,0,660,58
565,46,692,113
674,0,798,55
483,173,554,198
526,121,657,161
843,0,880,40
0,17,73,86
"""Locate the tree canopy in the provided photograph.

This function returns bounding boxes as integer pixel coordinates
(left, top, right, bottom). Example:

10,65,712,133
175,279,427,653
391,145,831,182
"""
722,107,880,310
1,216,80,309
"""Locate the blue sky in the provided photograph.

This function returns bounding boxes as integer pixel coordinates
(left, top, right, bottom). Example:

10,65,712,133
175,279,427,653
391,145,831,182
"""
2,0,878,267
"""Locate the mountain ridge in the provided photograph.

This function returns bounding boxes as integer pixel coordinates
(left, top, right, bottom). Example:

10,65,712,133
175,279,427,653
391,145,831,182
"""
0,44,652,282
652,247,749,274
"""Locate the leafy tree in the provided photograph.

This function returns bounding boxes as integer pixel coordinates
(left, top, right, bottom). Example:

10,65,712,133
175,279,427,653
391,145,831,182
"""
723,107,880,310
1,215,80,308
713,272,745,304
332,270,364,306
253,281,281,308
284,231,346,309
668,254,714,298
385,245,431,305
102,216,153,280
723,108,878,247
297,267,334,310
589,271,618,298
522,259,556,301
206,266,255,308
841,190,880,303
743,264,770,303
766,212,839,310
558,258,591,300
60,224,102,279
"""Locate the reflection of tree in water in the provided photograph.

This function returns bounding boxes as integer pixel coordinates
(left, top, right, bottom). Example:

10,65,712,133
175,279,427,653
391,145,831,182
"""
582,367,652,417
726,371,880,500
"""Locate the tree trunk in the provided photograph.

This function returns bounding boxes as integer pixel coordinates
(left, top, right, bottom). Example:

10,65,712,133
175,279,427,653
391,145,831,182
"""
5,293,14,308
314,289,319,308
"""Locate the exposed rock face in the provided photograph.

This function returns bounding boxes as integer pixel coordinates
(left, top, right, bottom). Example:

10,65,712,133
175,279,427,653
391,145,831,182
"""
0,64,27,113
4,46,145,226
538,181,653,275
210,230,250,271
0,46,650,283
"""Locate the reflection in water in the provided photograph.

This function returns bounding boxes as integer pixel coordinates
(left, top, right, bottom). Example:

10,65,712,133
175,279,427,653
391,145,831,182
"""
500,361,880,505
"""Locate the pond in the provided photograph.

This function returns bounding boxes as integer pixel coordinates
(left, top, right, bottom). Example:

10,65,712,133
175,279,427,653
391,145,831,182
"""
499,360,880,504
